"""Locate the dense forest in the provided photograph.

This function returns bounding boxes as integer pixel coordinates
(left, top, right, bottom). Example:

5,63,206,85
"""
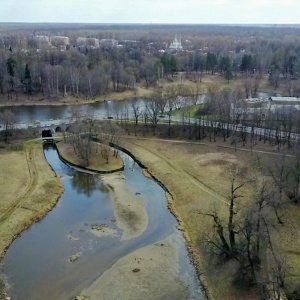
1,24,300,100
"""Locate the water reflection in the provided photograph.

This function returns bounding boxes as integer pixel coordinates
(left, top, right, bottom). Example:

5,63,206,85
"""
1,145,203,300
71,173,108,197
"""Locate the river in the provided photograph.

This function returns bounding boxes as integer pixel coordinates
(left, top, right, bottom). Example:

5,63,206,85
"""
1,144,204,299
0,101,113,123
0,92,279,125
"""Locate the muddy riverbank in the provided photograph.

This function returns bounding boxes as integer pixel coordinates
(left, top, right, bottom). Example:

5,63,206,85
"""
79,235,191,300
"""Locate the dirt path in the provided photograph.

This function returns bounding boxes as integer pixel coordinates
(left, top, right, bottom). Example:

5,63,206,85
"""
125,139,229,206
0,144,63,260
0,147,38,225
122,136,295,158
121,137,265,299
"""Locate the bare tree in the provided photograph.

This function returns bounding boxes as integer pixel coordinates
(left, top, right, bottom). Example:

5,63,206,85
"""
201,165,252,258
262,218,288,300
98,121,123,163
130,98,142,135
268,153,288,224
0,109,16,144
68,109,97,165
289,145,300,203
145,95,160,135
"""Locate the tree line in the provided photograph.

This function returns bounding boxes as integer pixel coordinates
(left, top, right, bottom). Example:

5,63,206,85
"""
2,25,300,100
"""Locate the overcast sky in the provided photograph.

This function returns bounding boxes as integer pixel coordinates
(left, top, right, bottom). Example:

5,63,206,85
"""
1,0,300,24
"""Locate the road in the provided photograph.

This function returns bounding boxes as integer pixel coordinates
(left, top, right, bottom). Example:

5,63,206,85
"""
1,113,299,145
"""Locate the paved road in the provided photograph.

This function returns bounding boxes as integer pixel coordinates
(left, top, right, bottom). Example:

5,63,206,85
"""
1,113,299,145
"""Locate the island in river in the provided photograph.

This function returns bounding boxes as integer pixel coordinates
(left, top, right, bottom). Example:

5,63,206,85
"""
56,141,124,173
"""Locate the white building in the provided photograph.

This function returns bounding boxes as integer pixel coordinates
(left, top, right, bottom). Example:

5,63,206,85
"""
50,36,70,47
100,39,118,48
34,35,50,45
169,35,183,50
76,37,100,48
231,97,300,122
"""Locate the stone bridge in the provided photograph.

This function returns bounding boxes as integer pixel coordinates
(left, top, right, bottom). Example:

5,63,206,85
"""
10,115,104,133
12,118,73,133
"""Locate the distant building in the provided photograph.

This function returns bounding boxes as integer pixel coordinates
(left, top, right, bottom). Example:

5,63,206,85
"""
34,35,50,45
268,97,300,114
169,35,183,50
100,39,118,48
76,37,100,48
50,36,70,47
269,96,300,103
231,96,300,122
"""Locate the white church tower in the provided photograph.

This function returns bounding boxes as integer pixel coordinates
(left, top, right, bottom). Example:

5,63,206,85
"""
169,34,183,50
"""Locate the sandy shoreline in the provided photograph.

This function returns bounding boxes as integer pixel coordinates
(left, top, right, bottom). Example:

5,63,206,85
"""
100,172,148,240
79,236,190,300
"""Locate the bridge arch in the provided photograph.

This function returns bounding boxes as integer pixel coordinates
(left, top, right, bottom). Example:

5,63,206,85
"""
55,126,63,133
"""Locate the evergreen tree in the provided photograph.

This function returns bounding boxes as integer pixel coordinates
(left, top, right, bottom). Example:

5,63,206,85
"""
225,65,233,82
6,57,16,77
6,57,17,96
206,52,218,75
170,56,177,76
240,54,254,74
24,63,32,96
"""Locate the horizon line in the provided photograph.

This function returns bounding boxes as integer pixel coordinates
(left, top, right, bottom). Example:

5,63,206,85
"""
0,22,299,26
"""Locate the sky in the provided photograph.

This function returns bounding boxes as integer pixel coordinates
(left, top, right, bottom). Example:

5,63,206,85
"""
1,0,300,24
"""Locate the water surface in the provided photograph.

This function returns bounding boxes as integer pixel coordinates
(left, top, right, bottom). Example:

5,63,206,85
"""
1,145,203,299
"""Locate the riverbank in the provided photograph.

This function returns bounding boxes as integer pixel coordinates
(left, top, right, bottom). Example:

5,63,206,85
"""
79,235,190,300
0,141,63,258
0,75,284,108
0,87,152,108
119,137,271,300
56,141,124,173
0,141,63,297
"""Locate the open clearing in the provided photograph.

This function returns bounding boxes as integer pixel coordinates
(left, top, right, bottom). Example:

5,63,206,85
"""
121,136,300,300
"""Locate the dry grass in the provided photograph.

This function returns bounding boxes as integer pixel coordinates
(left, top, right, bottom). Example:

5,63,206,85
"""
120,136,300,300
56,142,124,172
270,202,300,291
0,142,63,259
0,148,30,216
120,138,255,299
0,87,153,107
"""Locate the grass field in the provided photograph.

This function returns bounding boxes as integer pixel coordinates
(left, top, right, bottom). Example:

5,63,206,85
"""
0,142,63,259
120,135,300,300
0,132,298,299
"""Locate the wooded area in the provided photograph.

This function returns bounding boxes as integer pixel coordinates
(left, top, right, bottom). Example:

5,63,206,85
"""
1,24,300,101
